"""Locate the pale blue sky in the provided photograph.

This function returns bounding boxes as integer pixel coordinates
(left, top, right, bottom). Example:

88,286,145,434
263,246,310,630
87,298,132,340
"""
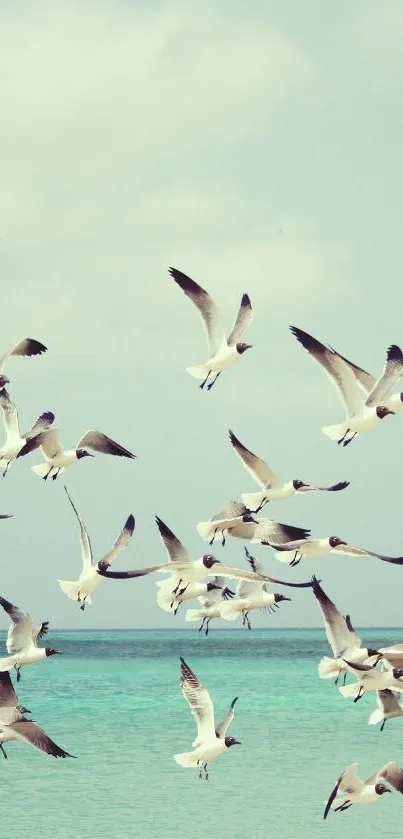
1,0,403,628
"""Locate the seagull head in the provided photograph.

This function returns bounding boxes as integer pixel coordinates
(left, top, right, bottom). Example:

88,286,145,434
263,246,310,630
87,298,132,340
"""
236,342,253,355
45,648,62,656
367,648,382,662
292,479,311,492
328,536,347,548
76,449,95,459
202,554,220,569
242,512,259,524
375,783,392,796
274,593,291,604
17,705,31,715
376,406,395,419
225,736,242,747
392,667,403,680
0,377,9,389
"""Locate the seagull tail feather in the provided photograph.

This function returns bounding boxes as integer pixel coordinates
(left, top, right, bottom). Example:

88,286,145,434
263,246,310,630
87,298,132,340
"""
174,751,200,768
368,708,385,725
338,682,362,698
185,608,207,623
219,600,243,621
318,656,343,679
321,423,345,441
57,580,82,602
241,491,266,511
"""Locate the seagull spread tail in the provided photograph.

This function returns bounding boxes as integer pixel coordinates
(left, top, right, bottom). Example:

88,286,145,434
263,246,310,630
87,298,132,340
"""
321,423,346,441
241,491,266,511
196,521,215,541
31,463,63,478
368,708,384,725
174,751,200,768
0,654,18,672
318,656,343,680
186,364,210,379
58,580,82,602
185,608,207,623
338,682,362,698
219,600,243,621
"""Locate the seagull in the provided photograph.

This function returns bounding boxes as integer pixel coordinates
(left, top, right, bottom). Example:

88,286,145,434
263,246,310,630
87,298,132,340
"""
219,548,291,629
0,388,54,476
318,341,403,415
174,657,241,780
0,338,47,388
0,597,61,681
290,326,402,445
368,690,403,731
58,486,135,610
311,576,380,684
0,672,74,759
323,762,403,818
196,501,310,547
229,429,349,512
263,535,403,566
338,659,403,701
18,427,136,480
169,267,253,390
185,577,235,635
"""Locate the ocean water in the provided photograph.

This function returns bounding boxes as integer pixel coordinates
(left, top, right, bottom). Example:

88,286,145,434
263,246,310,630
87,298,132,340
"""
4,628,403,839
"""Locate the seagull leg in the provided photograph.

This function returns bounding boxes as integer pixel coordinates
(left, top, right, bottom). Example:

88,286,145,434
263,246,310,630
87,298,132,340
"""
198,760,203,780
353,686,364,703
334,671,341,686
0,744,7,759
221,531,226,547
207,373,221,391
52,468,61,481
172,578,182,595
245,612,252,630
337,428,349,446
380,719,386,732
173,601,181,616
203,762,209,781
255,497,268,513
343,672,347,686
80,597,87,612
178,584,189,596
43,466,54,481
209,529,217,546
15,666,21,683
200,370,212,390
198,617,206,633
2,461,10,477
343,432,357,447
205,619,210,637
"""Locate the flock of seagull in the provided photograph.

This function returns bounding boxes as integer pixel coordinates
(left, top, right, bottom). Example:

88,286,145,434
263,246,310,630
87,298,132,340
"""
1,268,403,815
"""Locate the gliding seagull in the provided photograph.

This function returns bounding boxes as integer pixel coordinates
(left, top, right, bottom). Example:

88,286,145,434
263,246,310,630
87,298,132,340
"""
0,597,61,681
0,388,54,476
264,535,403,566
58,486,135,610
290,326,402,445
0,672,74,759
219,548,291,629
324,762,403,818
368,690,403,731
19,426,135,480
0,338,47,388
169,267,252,390
229,429,349,511
196,501,310,546
174,657,241,780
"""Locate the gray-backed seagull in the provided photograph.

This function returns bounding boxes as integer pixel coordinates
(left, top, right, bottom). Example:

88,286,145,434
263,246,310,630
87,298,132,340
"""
339,659,403,701
0,387,54,476
219,547,291,629
263,535,403,566
0,671,74,759
196,501,310,547
368,690,403,731
18,426,135,480
290,326,402,445
174,657,241,780
58,486,135,610
229,429,349,512
0,597,61,681
169,267,252,390
324,762,403,818
0,338,47,388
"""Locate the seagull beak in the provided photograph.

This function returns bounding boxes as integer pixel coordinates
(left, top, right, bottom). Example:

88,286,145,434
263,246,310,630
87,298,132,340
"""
230,697,239,708
387,409,395,416
233,739,242,745
53,650,63,655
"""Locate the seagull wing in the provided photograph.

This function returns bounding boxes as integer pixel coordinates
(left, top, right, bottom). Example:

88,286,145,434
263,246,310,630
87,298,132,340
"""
64,486,93,573
332,543,403,565
365,345,403,406
40,428,63,458
168,267,226,357
97,563,171,579
324,764,363,820
32,621,49,646
215,699,237,738
76,431,135,459
376,762,403,793
327,346,375,394
227,294,253,345
0,388,20,441
376,689,402,715
311,576,358,657
22,411,55,441
309,481,350,492
9,720,74,757
0,338,47,373
254,520,311,544
244,546,264,575
97,515,135,571
228,430,280,488
155,517,190,563
290,326,364,418
0,671,18,708
215,564,315,588
180,657,216,743
211,501,249,521
0,597,33,654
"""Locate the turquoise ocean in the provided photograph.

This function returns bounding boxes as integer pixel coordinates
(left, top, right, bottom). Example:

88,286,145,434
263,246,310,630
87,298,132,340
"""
5,628,403,839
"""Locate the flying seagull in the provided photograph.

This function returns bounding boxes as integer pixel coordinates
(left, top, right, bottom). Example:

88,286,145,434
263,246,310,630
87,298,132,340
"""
263,536,403,567
290,326,402,445
0,338,47,388
0,597,61,680
58,486,135,610
196,501,310,547
228,429,348,512
174,657,241,780
368,690,403,731
0,672,74,759
18,427,135,480
311,576,380,684
219,548,291,629
338,659,403,702
323,762,403,818
169,267,252,390
185,577,235,635
0,387,54,476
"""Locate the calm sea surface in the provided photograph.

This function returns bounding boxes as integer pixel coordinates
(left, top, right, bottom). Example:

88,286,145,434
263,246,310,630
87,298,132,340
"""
4,628,403,839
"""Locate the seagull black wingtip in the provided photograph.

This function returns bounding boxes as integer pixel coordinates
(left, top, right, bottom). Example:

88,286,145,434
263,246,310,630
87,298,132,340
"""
386,344,403,363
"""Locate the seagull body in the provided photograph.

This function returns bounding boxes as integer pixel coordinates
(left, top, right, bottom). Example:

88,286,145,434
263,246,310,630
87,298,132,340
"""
0,338,47,388
174,657,241,779
368,690,403,730
311,576,379,683
0,597,61,680
196,501,310,547
19,427,135,480
264,535,403,566
339,659,403,700
229,430,349,512
320,343,403,416
169,267,252,390
324,762,403,818
0,672,74,759
290,326,402,445
0,388,54,476
153,517,219,614
58,487,135,610
185,577,235,634
219,548,290,629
